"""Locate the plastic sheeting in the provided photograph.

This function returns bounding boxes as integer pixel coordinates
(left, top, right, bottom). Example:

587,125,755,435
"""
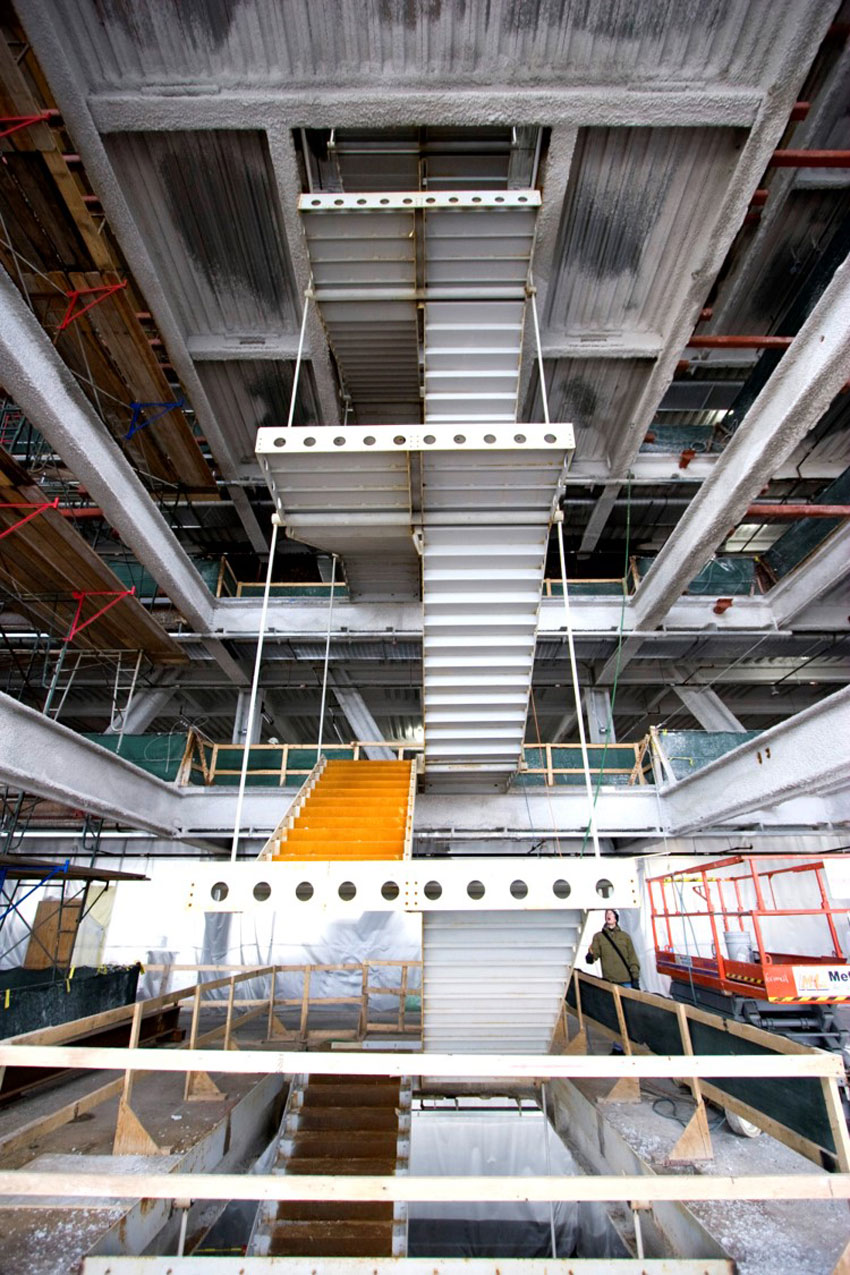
102,858,421,1023
408,1101,621,1258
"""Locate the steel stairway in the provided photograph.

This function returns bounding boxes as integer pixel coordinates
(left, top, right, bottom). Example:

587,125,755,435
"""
249,1072,411,1258
257,188,573,790
260,758,416,861
422,909,583,1051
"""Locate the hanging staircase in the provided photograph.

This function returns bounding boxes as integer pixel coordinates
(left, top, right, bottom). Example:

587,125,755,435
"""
423,909,583,1052
249,1072,411,1258
259,758,416,861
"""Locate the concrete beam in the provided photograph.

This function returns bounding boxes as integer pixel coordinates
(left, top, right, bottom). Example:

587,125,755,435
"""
0,693,181,835
568,454,848,485
632,250,850,632
661,684,850,835
768,524,850,624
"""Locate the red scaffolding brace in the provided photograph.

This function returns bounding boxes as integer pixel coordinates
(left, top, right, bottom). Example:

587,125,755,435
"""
0,498,60,541
65,587,135,642
57,280,128,332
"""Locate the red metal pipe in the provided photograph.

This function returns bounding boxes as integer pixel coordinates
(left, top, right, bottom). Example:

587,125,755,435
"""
789,101,811,121
746,503,850,519
750,188,769,206
686,335,792,349
59,507,105,519
771,149,850,167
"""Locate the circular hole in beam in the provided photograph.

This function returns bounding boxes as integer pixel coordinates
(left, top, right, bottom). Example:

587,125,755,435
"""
424,880,442,900
553,879,571,900
210,881,229,902
510,879,528,899
467,880,485,900
295,881,314,902
253,881,271,902
381,881,400,901
338,881,357,901
595,878,614,899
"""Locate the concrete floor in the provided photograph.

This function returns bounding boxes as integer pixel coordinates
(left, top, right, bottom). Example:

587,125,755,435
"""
567,1020,850,1275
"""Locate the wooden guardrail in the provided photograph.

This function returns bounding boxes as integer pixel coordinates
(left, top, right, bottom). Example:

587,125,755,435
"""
176,735,653,788
566,970,850,1173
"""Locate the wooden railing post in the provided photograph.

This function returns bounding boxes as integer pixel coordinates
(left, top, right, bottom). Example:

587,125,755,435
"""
667,1002,713,1163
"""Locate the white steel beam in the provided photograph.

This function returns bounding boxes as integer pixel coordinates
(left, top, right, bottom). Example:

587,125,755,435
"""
632,251,850,632
578,483,620,557
88,89,762,134
584,688,615,744
103,680,176,737
661,684,850,835
517,128,578,417
0,693,180,836
670,679,745,732
14,1,270,553
329,670,396,760
185,858,637,917
768,524,850,624
265,123,342,424
603,5,836,478
0,273,216,637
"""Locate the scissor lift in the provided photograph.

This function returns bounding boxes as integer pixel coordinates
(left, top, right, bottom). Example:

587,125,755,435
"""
648,854,850,1054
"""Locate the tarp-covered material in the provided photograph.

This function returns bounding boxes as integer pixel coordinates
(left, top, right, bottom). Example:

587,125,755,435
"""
408,1100,621,1258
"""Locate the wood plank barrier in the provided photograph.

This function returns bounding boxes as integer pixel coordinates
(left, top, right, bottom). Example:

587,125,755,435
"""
566,971,850,1172
146,959,422,1045
0,961,421,1157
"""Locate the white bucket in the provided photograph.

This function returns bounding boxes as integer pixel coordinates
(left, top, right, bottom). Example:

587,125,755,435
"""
724,929,752,963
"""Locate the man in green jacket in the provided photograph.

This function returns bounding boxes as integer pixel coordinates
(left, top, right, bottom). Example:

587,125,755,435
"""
586,909,640,988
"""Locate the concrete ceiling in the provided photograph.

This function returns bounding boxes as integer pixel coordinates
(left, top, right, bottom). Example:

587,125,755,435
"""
0,0,847,775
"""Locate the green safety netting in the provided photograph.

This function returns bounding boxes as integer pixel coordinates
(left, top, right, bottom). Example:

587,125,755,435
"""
547,579,626,597
761,465,850,581
108,558,222,598
655,730,759,780
636,555,756,596
639,424,722,454
516,745,649,786
84,732,192,782
237,581,351,598
85,737,653,788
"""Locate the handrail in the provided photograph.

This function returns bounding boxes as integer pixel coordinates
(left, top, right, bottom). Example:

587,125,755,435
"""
182,738,654,788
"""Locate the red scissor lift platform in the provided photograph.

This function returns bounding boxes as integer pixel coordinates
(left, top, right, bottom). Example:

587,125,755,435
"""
648,854,850,1053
